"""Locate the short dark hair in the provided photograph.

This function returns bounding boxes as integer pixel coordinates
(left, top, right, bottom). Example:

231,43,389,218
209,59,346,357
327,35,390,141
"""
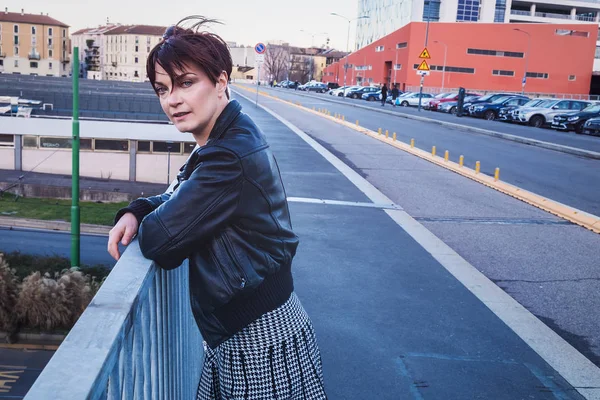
147,16,233,98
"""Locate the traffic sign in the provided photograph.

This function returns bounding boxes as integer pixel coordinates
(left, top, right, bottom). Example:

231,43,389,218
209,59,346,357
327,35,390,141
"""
416,70,430,76
255,53,265,64
255,43,266,54
417,60,430,71
419,48,431,59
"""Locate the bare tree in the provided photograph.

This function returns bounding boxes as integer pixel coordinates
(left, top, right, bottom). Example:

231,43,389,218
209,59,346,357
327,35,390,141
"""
289,55,317,83
264,45,290,82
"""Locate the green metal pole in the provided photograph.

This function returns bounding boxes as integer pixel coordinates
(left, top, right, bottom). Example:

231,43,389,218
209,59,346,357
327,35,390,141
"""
71,47,80,267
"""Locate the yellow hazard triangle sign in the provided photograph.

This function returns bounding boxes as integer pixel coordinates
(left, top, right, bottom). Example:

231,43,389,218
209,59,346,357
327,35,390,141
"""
419,48,431,59
417,60,430,71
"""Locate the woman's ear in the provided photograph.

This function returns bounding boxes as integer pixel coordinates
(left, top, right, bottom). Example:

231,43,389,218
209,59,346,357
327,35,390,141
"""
217,71,229,98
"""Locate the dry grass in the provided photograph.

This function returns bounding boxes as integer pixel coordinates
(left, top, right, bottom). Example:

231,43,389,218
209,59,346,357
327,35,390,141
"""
0,254,19,331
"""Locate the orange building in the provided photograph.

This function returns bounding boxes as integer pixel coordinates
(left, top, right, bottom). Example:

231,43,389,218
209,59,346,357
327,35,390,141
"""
323,22,598,96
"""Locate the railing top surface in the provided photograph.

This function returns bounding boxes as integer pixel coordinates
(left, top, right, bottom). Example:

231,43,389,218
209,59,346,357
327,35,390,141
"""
24,242,156,400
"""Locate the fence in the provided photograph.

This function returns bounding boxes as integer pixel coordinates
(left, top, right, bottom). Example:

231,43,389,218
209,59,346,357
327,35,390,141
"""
24,241,204,400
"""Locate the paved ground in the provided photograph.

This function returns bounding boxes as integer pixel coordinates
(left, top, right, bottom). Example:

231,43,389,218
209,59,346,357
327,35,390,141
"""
0,348,54,399
1,91,599,398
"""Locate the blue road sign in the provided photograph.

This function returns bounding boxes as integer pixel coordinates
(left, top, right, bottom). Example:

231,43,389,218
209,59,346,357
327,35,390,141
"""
255,43,266,54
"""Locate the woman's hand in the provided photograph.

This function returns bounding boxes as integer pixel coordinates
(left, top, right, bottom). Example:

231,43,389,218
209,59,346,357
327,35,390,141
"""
107,212,139,261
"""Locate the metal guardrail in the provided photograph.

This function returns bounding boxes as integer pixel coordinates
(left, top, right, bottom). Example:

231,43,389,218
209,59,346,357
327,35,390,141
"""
24,241,204,399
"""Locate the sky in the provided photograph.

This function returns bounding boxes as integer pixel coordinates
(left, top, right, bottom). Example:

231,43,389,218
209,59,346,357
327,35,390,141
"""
5,0,362,50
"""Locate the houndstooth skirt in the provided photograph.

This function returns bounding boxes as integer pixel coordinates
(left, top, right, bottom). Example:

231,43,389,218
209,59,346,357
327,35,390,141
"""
196,293,327,399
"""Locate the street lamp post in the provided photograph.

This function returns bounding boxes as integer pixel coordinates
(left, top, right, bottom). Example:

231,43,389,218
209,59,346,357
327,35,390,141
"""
418,0,433,112
513,28,531,95
300,30,328,82
434,40,447,92
330,12,369,96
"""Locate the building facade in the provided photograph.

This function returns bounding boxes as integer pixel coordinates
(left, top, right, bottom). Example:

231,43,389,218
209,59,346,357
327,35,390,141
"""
0,9,70,77
324,22,597,96
71,25,119,80
356,0,600,70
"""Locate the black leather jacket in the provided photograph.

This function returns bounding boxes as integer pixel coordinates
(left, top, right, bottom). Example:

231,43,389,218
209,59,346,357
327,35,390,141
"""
116,100,299,348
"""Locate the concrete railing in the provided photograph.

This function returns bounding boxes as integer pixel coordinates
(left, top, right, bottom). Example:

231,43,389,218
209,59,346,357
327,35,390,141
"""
24,241,204,399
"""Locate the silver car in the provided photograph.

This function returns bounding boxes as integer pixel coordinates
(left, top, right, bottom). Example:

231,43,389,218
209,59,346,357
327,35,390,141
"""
513,99,592,128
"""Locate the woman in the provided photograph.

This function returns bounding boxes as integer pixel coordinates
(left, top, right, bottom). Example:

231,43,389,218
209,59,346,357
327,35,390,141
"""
107,16,327,400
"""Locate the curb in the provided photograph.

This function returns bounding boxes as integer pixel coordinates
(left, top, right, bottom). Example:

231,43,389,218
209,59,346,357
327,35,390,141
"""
233,85,600,234
0,216,111,235
245,85,600,160
0,331,64,349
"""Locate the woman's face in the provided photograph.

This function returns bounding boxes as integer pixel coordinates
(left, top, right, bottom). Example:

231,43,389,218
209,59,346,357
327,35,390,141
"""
153,62,228,138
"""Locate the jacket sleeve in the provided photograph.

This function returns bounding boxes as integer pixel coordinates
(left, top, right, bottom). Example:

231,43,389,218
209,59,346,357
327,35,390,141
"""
137,147,244,270
114,193,172,227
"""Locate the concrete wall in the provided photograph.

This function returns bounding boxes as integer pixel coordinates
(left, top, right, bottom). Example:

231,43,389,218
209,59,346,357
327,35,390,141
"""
0,148,15,169
136,153,189,184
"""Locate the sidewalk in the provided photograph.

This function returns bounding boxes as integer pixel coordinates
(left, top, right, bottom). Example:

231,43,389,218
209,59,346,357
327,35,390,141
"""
229,92,598,399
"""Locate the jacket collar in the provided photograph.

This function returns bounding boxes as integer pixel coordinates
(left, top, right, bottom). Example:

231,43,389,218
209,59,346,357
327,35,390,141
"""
207,99,242,143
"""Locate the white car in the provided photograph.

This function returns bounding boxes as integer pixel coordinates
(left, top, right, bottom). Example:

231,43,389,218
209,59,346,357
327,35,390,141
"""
396,93,434,107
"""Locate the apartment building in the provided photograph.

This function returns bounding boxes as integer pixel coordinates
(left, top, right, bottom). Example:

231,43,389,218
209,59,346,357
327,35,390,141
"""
71,24,119,80
0,8,70,77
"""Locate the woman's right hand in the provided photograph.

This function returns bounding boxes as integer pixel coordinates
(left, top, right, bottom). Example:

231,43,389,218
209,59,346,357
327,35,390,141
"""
107,212,139,261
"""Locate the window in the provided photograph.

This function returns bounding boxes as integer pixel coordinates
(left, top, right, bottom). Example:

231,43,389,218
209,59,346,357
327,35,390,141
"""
457,0,480,22
49,62,53,69
135,57,138,64
153,141,181,153
14,46,18,55
14,35,18,45
394,64,402,70
48,38,53,47
94,139,129,152
137,141,151,152
23,136,38,148
492,69,514,76
13,25,18,33
569,75,576,81
375,45,384,52
31,26,36,35
14,60,18,67
147,36,151,44
494,0,506,22
413,64,475,73
467,48,523,58
30,62,38,68
0,134,14,147
135,36,139,44
80,139,92,150
135,45,138,52
40,137,72,149
396,42,407,49
595,46,600,59
183,143,196,154
48,28,53,36
49,49,53,58
526,72,549,79
62,29,66,37
555,29,589,38
147,46,150,52
0,60,3,67
134,70,139,77
423,0,441,21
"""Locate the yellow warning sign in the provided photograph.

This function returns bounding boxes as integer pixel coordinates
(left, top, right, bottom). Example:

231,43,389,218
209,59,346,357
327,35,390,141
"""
417,60,430,71
419,48,431,59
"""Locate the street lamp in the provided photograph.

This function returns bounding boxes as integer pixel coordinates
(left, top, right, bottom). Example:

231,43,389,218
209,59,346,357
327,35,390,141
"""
300,30,328,81
434,40,447,92
330,12,369,95
513,28,531,95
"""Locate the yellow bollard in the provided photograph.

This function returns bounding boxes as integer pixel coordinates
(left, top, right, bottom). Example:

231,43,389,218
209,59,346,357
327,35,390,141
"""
378,128,382,135
385,130,389,138
444,150,449,162
475,161,481,174
356,120,359,126
342,115,345,121
328,111,331,116
459,155,464,167
393,132,397,141
432,146,436,156
410,138,415,148
494,168,500,181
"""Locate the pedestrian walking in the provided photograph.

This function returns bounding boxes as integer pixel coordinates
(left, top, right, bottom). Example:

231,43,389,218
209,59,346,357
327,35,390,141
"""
391,84,400,107
381,83,388,106
107,16,327,400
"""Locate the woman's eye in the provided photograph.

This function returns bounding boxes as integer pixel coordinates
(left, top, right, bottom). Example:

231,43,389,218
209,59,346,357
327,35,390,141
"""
156,87,167,96
181,80,193,88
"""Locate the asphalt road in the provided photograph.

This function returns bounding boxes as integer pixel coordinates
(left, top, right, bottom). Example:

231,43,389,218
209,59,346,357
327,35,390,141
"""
248,85,600,217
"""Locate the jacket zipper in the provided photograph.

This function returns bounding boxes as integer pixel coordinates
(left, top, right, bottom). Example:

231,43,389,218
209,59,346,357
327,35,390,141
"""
219,235,247,289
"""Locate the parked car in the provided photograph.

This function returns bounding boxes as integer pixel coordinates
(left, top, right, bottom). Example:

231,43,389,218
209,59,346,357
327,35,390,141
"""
470,96,530,120
305,82,329,93
362,90,382,101
498,98,549,122
513,99,592,127
466,93,517,110
582,117,600,136
438,95,480,114
396,93,435,107
423,92,453,110
330,86,354,96
427,92,480,111
327,82,340,90
551,103,600,134
386,91,409,104
346,86,379,99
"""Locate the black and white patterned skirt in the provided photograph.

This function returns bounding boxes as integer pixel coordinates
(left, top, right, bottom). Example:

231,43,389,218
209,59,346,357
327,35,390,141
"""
197,292,327,399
